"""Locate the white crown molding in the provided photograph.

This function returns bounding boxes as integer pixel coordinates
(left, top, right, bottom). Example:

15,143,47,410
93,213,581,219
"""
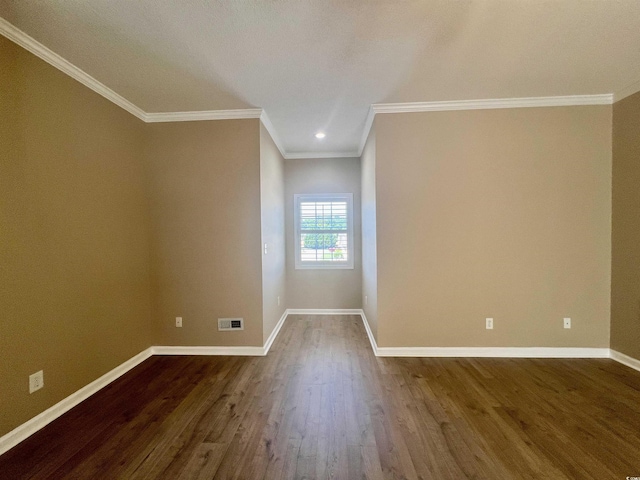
610,349,640,373
613,78,640,103
355,94,613,156
357,107,376,157
259,111,287,159
372,94,613,115
145,108,262,123
284,151,360,160
0,17,148,122
0,347,153,456
4,16,630,166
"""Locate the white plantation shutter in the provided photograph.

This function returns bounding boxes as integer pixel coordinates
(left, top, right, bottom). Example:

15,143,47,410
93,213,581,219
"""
294,193,354,269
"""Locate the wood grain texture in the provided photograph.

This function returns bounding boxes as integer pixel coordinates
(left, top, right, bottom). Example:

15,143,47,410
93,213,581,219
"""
1,315,640,479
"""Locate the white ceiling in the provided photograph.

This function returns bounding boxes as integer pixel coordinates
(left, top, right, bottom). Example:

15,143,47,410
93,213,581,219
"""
1,1,640,157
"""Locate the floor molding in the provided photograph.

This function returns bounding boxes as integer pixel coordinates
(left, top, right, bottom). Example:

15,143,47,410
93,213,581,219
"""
374,346,610,358
358,309,379,355
287,308,363,315
610,349,640,373
3,309,637,458
355,310,609,358
152,346,266,356
263,310,289,355
0,347,153,456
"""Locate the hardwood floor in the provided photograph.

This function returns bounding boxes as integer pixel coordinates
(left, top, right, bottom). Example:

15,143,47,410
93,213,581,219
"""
2,314,640,479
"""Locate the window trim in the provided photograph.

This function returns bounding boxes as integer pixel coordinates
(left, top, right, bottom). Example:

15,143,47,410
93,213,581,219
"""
294,193,354,270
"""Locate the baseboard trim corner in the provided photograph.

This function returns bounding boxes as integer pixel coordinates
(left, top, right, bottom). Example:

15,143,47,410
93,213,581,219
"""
358,309,379,355
263,309,289,355
0,347,153,456
610,349,640,373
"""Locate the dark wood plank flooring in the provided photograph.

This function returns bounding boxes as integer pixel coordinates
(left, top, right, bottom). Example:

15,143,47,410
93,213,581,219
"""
2,315,640,479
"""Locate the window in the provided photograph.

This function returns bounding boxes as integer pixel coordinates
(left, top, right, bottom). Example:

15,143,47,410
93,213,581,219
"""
294,193,354,269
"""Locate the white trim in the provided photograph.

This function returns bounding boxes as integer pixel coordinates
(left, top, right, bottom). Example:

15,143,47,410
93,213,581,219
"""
359,309,379,355
0,314,292,454
284,151,360,160
373,346,610,358
610,349,640,373
357,310,612,359
371,94,613,115
289,310,608,359
357,107,376,157
260,111,287,159
355,94,612,157
287,308,363,315
2,16,624,162
152,345,266,356
614,78,640,103
263,309,288,355
2,311,634,457
0,17,147,122
0,347,153,456
145,108,263,123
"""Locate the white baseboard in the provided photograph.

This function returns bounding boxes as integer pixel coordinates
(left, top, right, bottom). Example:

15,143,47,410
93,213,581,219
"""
263,309,288,355
374,346,610,358
152,345,266,356
286,308,363,315
358,309,379,355
610,349,640,373
0,310,291,455
153,308,289,357
3,309,637,458
0,347,153,456
357,310,610,359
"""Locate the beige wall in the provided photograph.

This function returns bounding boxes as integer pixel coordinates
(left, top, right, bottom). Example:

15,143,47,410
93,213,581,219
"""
0,36,153,436
611,91,640,361
375,106,612,348
146,119,264,346
260,123,287,342
284,157,362,309
361,123,378,340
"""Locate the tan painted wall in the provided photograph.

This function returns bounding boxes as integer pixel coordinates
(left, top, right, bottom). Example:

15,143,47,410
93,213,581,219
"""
375,107,612,348
611,91,640,361
0,36,153,436
284,157,362,309
361,123,378,340
260,123,287,342
145,119,264,346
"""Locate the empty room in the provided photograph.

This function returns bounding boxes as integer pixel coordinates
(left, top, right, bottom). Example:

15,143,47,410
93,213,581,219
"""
1,1,640,478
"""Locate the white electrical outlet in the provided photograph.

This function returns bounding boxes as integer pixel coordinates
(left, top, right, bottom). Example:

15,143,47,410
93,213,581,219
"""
365,295,368,305
486,318,494,330
264,243,268,254
176,317,183,327
277,296,280,306
564,317,571,329
29,370,44,393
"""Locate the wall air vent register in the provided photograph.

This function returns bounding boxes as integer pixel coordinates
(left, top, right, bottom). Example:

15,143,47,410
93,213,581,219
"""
218,318,244,331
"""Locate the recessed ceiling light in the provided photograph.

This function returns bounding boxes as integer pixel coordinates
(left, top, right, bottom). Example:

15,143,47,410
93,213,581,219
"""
315,132,326,139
